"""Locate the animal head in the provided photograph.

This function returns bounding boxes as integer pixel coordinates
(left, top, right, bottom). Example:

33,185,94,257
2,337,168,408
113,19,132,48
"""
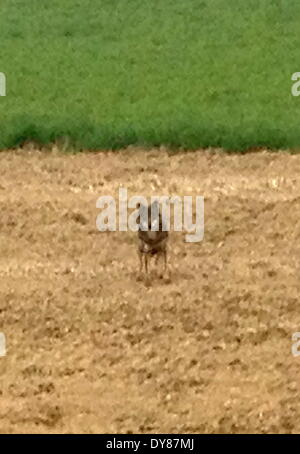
138,201,165,240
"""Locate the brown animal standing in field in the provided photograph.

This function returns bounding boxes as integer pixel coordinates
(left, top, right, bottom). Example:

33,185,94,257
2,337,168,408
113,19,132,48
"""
137,201,169,278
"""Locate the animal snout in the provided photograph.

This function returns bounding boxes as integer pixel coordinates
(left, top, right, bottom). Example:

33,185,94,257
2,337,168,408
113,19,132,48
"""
147,230,158,240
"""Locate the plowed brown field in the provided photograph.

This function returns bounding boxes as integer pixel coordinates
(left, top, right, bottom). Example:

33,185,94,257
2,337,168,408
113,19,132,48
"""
1,147,300,433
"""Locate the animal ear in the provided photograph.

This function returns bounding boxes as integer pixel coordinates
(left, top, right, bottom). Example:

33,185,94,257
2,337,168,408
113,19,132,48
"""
151,200,160,217
137,202,147,212
151,200,160,211
138,203,148,227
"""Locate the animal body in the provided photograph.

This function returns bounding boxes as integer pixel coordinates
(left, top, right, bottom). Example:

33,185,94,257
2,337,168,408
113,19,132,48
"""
137,201,169,277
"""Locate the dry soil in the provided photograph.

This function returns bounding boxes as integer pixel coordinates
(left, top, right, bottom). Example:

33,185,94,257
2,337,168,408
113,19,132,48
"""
0,147,300,433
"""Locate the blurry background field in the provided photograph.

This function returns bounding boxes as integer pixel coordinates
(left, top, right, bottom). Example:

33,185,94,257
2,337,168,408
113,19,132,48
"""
1,0,300,150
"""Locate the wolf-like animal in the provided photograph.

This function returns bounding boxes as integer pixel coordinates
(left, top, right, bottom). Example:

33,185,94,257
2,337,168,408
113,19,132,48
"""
137,201,169,276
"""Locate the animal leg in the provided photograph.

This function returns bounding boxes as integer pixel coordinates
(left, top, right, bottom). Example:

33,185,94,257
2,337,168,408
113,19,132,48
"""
163,250,168,272
139,251,143,273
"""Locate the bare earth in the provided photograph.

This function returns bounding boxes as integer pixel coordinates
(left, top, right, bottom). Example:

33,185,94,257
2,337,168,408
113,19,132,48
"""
1,147,300,434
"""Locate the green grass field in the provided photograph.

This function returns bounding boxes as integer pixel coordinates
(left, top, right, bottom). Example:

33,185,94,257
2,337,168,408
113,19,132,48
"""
1,0,300,150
